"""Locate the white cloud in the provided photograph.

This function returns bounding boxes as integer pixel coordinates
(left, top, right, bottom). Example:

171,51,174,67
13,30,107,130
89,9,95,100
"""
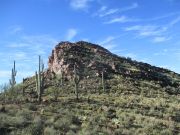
123,16,180,42
169,16,180,26
8,43,30,48
0,70,34,79
124,25,168,37
94,3,138,18
98,6,107,12
103,44,117,50
119,3,138,12
124,25,172,43
139,58,153,63
154,49,168,56
21,34,58,55
99,36,116,45
66,28,78,41
145,12,180,21
0,27,60,85
105,16,132,24
152,36,171,43
125,25,154,33
125,25,144,31
124,16,180,36
0,71,10,78
99,8,119,17
18,71,35,78
8,25,23,34
70,0,93,10
124,53,137,59
98,36,118,51
0,69,35,85
98,34,128,51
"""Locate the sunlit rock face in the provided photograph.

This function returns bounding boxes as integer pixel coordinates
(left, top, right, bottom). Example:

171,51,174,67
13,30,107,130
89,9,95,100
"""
48,41,117,79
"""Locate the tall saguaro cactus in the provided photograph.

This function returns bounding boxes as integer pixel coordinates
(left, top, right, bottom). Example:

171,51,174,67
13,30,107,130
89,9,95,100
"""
101,71,105,92
35,55,44,103
9,61,17,91
73,64,80,100
22,78,25,96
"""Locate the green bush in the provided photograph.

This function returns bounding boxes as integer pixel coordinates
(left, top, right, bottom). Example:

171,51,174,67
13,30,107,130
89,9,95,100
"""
28,116,43,135
54,116,71,131
27,103,38,111
44,126,56,135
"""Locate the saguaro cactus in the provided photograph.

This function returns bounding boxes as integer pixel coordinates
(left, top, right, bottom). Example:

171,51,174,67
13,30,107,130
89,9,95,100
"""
73,64,80,100
9,61,17,91
22,78,25,96
35,55,44,103
101,71,105,92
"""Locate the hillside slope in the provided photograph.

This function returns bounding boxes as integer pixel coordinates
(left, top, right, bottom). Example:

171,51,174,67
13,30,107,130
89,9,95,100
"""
0,41,179,135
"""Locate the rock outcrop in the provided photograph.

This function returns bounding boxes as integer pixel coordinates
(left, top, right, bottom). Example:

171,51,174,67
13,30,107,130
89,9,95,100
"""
47,41,180,90
48,41,117,79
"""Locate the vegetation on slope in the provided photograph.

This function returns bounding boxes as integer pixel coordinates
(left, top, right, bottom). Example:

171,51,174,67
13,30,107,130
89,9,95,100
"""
0,79,179,135
0,41,179,135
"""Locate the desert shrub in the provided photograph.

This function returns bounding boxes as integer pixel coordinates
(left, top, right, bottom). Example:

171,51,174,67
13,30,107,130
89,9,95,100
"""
72,115,81,125
0,83,10,102
44,126,56,135
16,109,32,122
142,120,163,135
122,115,135,128
66,130,76,135
79,124,100,135
165,86,180,94
105,108,116,119
27,103,38,111
11,116,27,128
54,115,72,132
121,129,132,135
80,113,107,134
28,116,44,135
160,129,173,135
0,113,27,128
47,86,61,101
45,117,55,126
114,129,123,135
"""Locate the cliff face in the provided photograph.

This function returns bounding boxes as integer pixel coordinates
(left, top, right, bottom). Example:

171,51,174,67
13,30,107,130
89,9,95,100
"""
48,41,117,79
47,41,180,92
48,42,74,77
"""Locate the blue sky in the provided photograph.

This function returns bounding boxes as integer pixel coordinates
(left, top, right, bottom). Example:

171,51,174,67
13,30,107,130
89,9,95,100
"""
0,0,180,85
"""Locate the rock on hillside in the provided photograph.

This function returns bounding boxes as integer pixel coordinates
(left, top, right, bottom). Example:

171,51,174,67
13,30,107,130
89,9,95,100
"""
48,41,116,79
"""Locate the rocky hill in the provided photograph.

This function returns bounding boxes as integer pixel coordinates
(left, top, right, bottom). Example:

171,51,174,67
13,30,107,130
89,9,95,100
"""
47,41,180,94
0,41,180,135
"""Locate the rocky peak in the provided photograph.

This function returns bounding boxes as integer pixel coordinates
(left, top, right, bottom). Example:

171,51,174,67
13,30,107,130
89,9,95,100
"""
47,41,180,90
48,41,116,79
